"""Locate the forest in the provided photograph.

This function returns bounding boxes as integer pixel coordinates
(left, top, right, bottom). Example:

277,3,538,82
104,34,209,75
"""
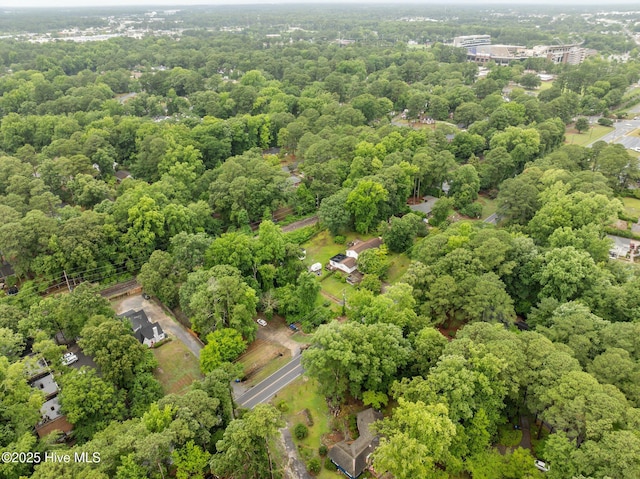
2,3,640,479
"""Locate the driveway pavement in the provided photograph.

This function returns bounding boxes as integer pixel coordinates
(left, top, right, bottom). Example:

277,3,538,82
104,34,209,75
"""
280,427,313,479
235,355,304,409
113,295,203,358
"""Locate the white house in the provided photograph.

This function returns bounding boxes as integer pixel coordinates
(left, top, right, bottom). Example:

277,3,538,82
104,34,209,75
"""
329,254,357,274
119,309,166,347
346,238,383,260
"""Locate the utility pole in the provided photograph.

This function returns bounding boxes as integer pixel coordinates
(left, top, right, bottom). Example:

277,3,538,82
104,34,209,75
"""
63,270,72,292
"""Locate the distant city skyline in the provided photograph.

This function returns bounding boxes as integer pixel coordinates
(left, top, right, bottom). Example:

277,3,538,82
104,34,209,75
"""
1,0,639,7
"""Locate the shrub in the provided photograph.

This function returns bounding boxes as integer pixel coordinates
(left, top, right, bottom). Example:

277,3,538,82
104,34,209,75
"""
598,117,614,127
325,458,338,471
308,458,321,475
275,399,289,412
294,423,309,440
319,445,328,457
334,235,346,244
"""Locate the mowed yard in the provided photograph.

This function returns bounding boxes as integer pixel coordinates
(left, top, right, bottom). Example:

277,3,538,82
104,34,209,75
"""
623,197,640,219
565,124,613,146
274,377,341,479
152,340,202,395
302,229,412,303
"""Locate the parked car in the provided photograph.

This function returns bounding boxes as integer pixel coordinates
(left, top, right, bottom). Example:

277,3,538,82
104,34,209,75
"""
62,352,78,366
289,323,299,331
534,460,549,472
256,318,267,327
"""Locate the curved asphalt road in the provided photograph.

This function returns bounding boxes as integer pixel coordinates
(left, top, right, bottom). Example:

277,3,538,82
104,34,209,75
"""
235,355,304,409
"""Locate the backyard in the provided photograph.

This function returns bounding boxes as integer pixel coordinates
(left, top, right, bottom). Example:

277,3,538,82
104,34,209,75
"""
274,377,341,479
152,340,202,395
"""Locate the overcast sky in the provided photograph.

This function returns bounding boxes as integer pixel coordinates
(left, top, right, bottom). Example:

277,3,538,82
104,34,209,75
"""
1,0,639,7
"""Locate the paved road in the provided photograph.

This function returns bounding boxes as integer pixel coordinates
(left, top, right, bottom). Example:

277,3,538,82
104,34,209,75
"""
281,215,318,233
484,213,500,225
588,118,640,149
235,355,304,409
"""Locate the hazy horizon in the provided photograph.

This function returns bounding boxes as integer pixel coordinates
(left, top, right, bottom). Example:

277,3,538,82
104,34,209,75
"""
1,0,639,8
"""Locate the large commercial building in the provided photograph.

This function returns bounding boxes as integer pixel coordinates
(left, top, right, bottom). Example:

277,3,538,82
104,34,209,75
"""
453,34,491,49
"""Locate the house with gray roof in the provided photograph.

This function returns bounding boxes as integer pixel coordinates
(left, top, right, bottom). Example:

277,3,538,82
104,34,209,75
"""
329,408,383,479
118,309,165,347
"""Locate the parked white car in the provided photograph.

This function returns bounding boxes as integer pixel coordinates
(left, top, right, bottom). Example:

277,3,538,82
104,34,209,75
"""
62,352,78,366
534,460,549,472
256,318,268,327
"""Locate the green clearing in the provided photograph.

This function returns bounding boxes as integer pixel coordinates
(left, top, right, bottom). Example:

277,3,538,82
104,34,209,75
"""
152,339,202,395
628,149,640,159
386,252,411,284
274,377,339,479
565,125,612,146
302,230,367,269
538,81,553,91
623,197,640,218
319,273,352,302
478,196,499,220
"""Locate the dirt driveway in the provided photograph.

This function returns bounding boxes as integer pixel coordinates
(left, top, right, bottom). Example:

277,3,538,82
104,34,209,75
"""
112,295,203,359
256,314,309,356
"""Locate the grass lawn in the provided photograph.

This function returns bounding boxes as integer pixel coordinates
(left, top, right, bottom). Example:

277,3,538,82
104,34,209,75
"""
623,197,640,218
477,196,498,220
302,230,366,268
273,377,340,479
320,273,352,302
565,125,612,146
628,149,640,159
386,252,411,284
152,340,202,395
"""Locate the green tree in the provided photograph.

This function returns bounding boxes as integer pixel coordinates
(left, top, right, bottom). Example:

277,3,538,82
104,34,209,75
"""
58,368,126,442
346,180,389,234
574,116,590,134
79,316,157,389
383,213,422,253
318,189,352,235
172,441,211,479
200,328,247,374
373,399,456,479
138,250,179,307
449,165,480,210
209,404,283,479
302,321,412,401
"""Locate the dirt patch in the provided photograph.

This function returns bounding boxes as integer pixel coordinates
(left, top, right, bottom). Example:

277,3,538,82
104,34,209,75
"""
323,431,345,447
237,338,289,378
256,314,308,355
614,219,629,231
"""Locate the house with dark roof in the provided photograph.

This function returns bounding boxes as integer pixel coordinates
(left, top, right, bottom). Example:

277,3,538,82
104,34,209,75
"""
346,238,383,260
118,309,165,347
329,408,383,479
